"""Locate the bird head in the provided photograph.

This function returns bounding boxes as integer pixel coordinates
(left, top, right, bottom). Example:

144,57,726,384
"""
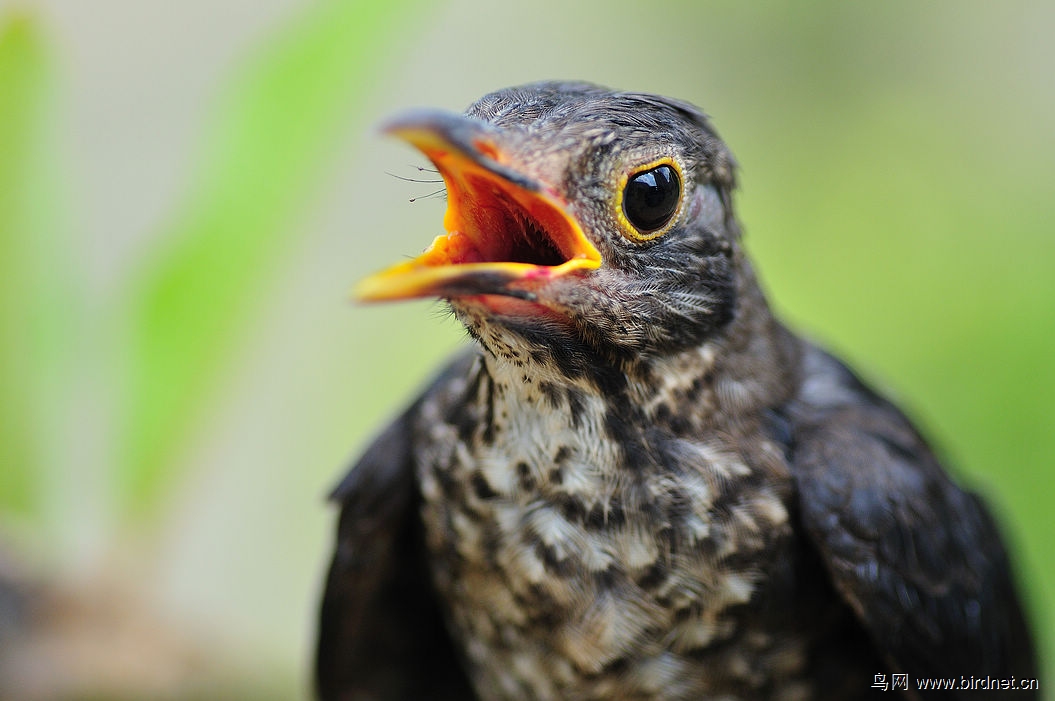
357,82,743,368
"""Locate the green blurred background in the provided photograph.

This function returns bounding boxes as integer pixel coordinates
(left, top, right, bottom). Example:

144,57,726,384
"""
0,0,1051,698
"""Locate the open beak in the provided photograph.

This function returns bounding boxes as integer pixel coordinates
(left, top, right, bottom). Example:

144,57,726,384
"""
353,110,601,303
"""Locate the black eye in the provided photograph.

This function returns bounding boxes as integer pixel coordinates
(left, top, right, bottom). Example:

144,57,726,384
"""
623,164,681,233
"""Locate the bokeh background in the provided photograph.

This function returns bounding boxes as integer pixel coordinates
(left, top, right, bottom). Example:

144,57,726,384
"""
0,0,1051,698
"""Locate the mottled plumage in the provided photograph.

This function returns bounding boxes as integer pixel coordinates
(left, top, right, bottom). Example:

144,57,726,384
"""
316,82,1036,700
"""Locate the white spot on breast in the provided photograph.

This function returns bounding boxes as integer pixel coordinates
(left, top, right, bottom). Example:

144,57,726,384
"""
753,486,790,526
683,512,711,542
632,651,693,695
558,457,603,497
525,503,585,561
718,571,756,607
557,592,661,674
479,452,518,495
667,617,721,652
501,540,548,586
583,538,616,572
615,523,660,570
634,343,718,415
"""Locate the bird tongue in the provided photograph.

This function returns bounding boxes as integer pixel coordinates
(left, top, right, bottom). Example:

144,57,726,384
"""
353,110,601,303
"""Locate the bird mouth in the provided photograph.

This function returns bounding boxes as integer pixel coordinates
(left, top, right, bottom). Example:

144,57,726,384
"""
354,110,601,303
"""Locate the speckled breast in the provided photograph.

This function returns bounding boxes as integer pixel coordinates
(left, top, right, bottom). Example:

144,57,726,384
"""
413,354,811,701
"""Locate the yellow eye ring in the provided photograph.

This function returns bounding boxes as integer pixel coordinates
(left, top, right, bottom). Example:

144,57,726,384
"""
614,157,684,242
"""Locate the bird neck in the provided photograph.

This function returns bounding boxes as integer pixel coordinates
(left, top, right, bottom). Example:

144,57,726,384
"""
469,262,800,437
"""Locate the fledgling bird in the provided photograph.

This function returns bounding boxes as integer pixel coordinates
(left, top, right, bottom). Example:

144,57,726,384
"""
316,82,1037,700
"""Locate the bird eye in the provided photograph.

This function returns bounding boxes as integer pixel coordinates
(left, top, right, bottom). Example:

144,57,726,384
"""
622,163,681,235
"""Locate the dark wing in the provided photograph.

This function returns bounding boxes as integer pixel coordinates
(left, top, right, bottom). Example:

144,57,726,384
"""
785,347,1036,684
316,353,478,701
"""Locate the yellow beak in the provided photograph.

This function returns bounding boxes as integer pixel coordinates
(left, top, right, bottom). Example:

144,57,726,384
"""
354,110,601,303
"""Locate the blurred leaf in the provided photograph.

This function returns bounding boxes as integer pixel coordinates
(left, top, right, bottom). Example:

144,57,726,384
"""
0,13,62,520
121,0,427,518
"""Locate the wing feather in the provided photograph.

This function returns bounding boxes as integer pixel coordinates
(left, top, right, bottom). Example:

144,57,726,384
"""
316,354,478,701
787,348,1036,684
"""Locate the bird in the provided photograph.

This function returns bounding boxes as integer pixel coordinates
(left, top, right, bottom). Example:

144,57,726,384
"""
315,82,1037,701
